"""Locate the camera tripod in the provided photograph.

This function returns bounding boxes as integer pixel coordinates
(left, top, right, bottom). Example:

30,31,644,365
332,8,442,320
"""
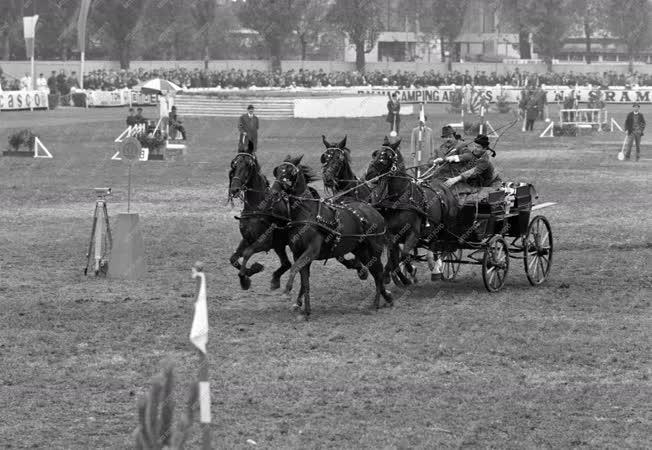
84,192,113,276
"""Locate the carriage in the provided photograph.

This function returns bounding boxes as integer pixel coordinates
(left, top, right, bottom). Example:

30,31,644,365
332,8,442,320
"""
424,184,554,292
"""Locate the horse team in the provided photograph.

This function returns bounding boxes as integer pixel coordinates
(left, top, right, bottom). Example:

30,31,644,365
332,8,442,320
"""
228,136,471,319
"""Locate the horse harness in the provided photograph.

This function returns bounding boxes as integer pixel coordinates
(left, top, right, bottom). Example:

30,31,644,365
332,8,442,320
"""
285,192,386,250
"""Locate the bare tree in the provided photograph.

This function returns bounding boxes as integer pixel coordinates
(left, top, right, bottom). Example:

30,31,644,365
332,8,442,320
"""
238,0,301,71
90,0,147,69
328,0,383,72
294,0,330,61
607,0,651,71
569,0,609,64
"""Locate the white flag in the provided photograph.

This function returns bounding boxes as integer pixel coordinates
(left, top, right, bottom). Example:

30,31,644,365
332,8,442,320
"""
419,103,425,123
190,270,208,354
23,15,39,58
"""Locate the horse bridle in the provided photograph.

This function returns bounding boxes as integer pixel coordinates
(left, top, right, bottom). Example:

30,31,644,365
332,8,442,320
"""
374,145,400,173
230,152,257,182
321,146,346,164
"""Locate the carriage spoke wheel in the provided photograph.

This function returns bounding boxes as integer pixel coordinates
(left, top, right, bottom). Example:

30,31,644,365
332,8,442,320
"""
523,215,553,286
482,236,509,292
441,249,462,281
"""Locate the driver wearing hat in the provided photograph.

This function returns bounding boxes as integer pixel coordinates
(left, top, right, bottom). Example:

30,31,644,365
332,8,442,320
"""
429,125,465,164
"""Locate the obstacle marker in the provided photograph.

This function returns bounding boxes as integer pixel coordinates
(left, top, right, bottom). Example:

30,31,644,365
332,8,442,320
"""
111,147,149,161
611,118,624,133
33,137,52,158
539,121,554,138
484,121,499,138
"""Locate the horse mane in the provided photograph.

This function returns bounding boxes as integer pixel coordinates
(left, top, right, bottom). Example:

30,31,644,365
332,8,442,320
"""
283,154,320,184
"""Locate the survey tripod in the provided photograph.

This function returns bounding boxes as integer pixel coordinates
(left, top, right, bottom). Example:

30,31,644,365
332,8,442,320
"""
84,188,113,276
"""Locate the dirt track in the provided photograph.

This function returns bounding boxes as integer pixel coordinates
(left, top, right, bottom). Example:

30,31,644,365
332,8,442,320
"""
0,105,650,448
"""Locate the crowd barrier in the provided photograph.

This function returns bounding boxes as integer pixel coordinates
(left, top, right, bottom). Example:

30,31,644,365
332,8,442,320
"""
0,90,49,111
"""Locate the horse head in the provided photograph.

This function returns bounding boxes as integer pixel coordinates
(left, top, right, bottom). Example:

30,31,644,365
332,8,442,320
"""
272,154,319,197
365,136,403,181
229,149,259,197
320,135,351,189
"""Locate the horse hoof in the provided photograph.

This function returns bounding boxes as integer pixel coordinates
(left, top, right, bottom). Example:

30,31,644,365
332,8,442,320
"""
391,273,404,287
248,262,264,276
239,275,251,290
270,278,281,290
357,267,369,280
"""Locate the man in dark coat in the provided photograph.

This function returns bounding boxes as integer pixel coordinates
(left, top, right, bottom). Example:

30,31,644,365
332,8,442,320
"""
169,106,187,140
386,92,401,135
624,103,646,161
47,71,57,94
126,108,138,127
238,104,259,152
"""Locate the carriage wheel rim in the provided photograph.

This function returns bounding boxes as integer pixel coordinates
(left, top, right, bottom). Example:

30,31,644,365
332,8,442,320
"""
483,236,509,292
441,249,462,280
524,216,553,285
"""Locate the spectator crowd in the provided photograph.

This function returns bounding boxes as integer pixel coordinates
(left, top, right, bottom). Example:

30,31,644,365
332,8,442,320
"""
3,66,652,93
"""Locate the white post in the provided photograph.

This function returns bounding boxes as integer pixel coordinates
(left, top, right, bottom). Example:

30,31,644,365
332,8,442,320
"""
80,51,85,90
30,56,35,91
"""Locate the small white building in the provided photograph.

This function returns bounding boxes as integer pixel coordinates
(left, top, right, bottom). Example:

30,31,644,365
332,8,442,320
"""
344,32,442,63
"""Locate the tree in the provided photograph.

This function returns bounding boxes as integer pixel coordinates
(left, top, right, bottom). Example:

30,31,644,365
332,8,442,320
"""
607,0,651,71
495,0,533,59
89,0,147,68
0,0,23,60
569,0,609,64
36,0,79,60
426,0,469,69
329,0,383,72
141,0,195,60
527,0,572,70
190,0,217,68
294,0,330,61
238,0,301,71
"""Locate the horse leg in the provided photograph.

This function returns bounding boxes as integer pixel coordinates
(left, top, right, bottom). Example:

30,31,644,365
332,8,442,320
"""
270,244,292,290
299,264,312,319
337,254,369,280
229,239,248,270
238,242,266,290
390,243,412,287
395,231,420,286
284,239,320,295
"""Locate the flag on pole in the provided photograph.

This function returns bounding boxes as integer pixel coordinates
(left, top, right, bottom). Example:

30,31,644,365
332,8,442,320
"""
77,0,92,53
419,103,425,123
190,266,208,354
23,15,39,58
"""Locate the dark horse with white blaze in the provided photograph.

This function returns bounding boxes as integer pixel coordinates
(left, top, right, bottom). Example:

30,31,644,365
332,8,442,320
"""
228,148,293,290
321,135,372,202
271,155,393,318
364,137,459,285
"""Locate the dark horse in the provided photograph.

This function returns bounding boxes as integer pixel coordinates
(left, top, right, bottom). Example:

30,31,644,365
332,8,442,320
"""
228,148,293,290
321,135,372,202
364,137,459,286
271,155,393,318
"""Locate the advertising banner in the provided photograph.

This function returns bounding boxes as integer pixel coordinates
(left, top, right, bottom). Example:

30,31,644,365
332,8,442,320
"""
0,90,48,110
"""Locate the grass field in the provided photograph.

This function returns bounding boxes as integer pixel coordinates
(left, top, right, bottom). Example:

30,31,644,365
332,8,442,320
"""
0,104,650,449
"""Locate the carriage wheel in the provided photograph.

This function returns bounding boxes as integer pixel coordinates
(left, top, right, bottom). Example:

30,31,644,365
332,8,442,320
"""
441,249,462,281
523,215,553,286
482,236,509,292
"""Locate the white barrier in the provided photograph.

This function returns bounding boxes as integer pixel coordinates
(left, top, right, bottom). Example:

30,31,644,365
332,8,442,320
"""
293,96,414,118
85,89,157,107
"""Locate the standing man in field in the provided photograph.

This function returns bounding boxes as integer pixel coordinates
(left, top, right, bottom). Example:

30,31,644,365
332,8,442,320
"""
386,92,401,135
624,103,646,161
238,104,259,153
